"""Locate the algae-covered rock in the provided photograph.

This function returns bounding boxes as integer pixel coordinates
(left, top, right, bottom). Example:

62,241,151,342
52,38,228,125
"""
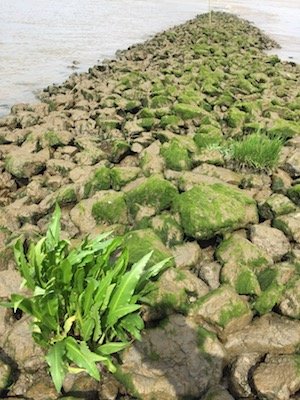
284,149,300,178
92,190,128,225
287,184,300,206
279,278,300,319
172,103,205,120
5,148,49,179
160,138,192,171
227,107,247,129
83,166,111,197
139,140,165,176
55,184,77,206
174,184,258,240
268,118,299,141
150,212,184,247
145,268,209,319
190,285,252,337
124,228,174,267
273,211,300,244
259,193,296,219
126,175,178,219
110,166,141,190
171,241,202,269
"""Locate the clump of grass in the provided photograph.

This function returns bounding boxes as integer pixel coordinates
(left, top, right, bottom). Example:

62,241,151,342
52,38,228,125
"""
230,132,283,171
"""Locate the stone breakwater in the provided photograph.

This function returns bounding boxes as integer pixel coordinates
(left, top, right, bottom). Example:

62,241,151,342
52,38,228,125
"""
0,11,300,400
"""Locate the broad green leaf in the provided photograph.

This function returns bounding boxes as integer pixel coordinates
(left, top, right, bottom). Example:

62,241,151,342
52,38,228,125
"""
107,304,141,327
97,342,129,355
14,239,35,290
10,294,33,314
119,313,144,340
93,272,114,309
106,252,152,327
136,258,170,293
81,278,98,316
63,315,76,336
65,338,105,381
46,203,61,250
61,259,73,284
45,341,66,392
80,317,95,342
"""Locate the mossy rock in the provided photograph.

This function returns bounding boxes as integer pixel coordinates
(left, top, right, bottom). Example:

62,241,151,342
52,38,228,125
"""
137,117,157,131
150,212,184,247
191,285,252,335
110,167,141,191
172,103,205,120
139,107,156,118
287,184,300,206
92,191,128,225
259,193,296,219
216,235,272,272
150,95,171,108
174,184,258,240
160,115,182,129
227,107,247,129
126,175,178,218
84,167,111,197
221,263,261,296
96,119,121,131
125,100,142,113
108,141,130,163
193,128,223,150
268,119,300,141
124,228,174,267
160,139,192,171
56,185,77,205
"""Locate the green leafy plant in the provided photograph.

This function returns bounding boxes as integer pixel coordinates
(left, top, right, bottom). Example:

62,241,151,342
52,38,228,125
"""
230,132,283,171
1,205,168,392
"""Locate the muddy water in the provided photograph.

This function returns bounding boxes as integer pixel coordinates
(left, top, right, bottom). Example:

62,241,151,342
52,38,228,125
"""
0,0,299,116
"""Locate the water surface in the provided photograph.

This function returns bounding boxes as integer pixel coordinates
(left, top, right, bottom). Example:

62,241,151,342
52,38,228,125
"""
0,0,299,116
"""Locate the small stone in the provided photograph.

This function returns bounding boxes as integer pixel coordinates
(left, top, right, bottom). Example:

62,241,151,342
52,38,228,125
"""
259,193,296,219
230,353,261,398
171,241,202,269
274,211,300,244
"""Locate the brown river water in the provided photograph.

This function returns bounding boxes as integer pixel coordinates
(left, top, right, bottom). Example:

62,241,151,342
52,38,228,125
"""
0,0,299,116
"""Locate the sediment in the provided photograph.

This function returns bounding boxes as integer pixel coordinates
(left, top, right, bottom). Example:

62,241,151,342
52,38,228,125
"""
0,11,300,400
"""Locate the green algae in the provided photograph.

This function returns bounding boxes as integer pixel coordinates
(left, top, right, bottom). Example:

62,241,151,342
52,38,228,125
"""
160,139,192,171
92,192,128,225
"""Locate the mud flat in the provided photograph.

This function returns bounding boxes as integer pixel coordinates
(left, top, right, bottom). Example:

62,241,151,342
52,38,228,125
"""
0,12,300,400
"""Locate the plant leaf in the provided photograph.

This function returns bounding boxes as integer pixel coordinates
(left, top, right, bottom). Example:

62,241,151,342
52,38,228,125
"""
13,239,35,290
65,337,105,381
45,340,66,392
97,342,129,355
46,203,61,250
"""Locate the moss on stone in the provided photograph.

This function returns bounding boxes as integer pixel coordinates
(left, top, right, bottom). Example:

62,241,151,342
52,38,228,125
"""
84,167,111,197
174,184,257,240
197,326,217,351
235,267,261,295
172,103,205,120
43,130,61,147
92,192,128,225
218,301,249,328
110,167,140,191
254,283,284,315
125,100,142,113
193,129,223,150
150,212,184,247
160,139,192,171
287,184,300,206
56,185,77,205
160,115,181,129
137,117,156,131
150,95,171,108
259,194,296,219
124,228,174,267
140,108,156,118
109,141,130,163
227,107,247,128
268,119,299,141
114,367,141,399
126,175,178,218
96,119,120,131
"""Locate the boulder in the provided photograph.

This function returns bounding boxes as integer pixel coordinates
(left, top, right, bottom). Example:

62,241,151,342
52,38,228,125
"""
118,314,224,400
274,211,300,244
259,193,296,219
5,148,50,179
225,313,300,358
229,353,261,398
174,184,258,240
253,355,300,400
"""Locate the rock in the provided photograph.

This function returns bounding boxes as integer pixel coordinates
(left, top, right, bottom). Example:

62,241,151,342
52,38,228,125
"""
279,278,300,319
150,212,184,247
253,355,300,400
272,169,293,194
259,193,296,219
83,166,111,197
175,171,225,191
118,314,224,400
174,184,258,240
225,313,300,358
124,229,174,267
46,159,75,177
0,269,23,299
5,148,50,179
91,190,129,225
41,129,73,147
250,224,291,262
0,360,12,394
171,241,201,269
288,184,300,206
125,175,178,220
198,262,221,290
3,317,45,373
202,386,235,400
160,139,192,171
110,166,141,191
229,353,261,398
274,211,300,244
193,164,242,186
24,377,58,400
139,141,165,176
190,285,252,338
172,103,205,120
145,268,209,320
283,149,300,178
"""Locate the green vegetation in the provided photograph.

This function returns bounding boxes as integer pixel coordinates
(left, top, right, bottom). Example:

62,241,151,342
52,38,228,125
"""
1,205,168,392
230,132,283,171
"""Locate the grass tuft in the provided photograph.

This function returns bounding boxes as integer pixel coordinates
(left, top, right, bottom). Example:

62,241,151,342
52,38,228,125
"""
230,132,283,171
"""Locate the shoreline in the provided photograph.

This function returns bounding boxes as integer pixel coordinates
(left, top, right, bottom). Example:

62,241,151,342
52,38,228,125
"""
0,12,300,400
